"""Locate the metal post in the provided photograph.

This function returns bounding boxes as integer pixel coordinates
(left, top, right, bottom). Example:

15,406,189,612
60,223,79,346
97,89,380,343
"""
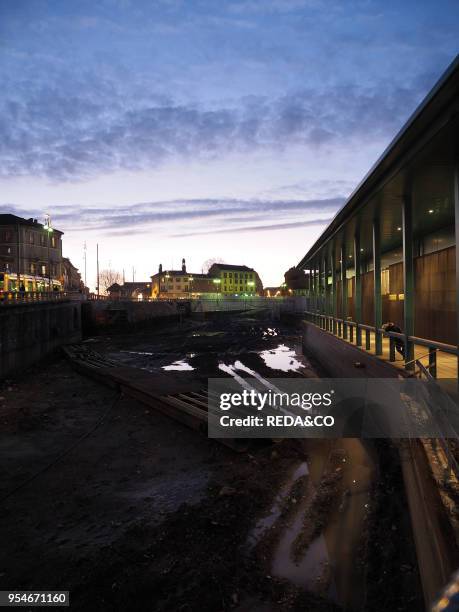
16,222,21,292
96,243,100,298
354,233,362,346
341,244,348,339
373,218,383,354
389,337,396,362
429,347,437,378
320,255,328,330
454,162,459,379
365,328,371,350
402,195,415,369
331,249,337,334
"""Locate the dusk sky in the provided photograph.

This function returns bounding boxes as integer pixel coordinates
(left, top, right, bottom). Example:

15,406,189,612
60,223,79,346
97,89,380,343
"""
1,0,459,289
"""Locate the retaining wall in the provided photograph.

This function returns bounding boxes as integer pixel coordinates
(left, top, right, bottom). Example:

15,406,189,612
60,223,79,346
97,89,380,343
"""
0,301,82,378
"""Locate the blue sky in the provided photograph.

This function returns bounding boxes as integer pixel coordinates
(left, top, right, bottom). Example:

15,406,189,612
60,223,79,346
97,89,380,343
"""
1,0,458,288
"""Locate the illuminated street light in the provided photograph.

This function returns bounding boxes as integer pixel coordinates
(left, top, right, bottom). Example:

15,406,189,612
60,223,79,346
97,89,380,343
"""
44,214,53,292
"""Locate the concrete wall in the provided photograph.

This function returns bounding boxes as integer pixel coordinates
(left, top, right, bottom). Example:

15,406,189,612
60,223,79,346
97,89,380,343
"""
302,321,402,378
83,299,179,331
0,300,82,378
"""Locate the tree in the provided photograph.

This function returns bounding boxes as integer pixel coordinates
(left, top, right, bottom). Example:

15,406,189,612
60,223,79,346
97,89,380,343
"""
201,258,226,274
98,269,122,295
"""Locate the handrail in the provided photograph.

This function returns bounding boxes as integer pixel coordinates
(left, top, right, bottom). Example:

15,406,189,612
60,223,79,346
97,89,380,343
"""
304,310,458,356
404,350,438,369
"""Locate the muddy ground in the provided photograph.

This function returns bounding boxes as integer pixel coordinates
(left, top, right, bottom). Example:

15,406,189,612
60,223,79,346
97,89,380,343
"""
0,312,422,610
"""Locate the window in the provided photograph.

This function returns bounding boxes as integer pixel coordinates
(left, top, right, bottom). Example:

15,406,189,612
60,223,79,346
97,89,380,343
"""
30,263,36,274
51,236,56,248
229,273,232,277
41,264,46,275
224,272,227,278
29,233,34,244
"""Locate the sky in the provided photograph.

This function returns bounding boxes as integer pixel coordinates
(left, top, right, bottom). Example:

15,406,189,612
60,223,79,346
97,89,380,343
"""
1,0,459,289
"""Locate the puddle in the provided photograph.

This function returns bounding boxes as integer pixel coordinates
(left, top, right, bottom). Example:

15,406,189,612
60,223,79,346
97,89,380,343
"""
162,360,195,371
249,440,374,608
249,462,309,546
258,344,305,372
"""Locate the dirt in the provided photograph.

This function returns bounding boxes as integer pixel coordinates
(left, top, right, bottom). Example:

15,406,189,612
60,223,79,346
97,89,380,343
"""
0,313,423,611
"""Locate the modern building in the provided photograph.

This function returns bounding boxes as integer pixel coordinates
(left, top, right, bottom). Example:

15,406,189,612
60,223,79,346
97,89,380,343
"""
0,214,63,292
207,263,263,296
297,55,459,378
150,259,215,299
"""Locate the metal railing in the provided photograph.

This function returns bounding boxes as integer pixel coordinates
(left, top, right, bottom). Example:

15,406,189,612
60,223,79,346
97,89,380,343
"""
304,309,458,378
0,291,84,305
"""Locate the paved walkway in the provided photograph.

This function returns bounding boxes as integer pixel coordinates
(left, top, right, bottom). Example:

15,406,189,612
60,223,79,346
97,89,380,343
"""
332,328,457,379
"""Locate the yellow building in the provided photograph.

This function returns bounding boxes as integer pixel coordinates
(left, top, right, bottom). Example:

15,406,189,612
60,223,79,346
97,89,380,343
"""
207,263,262,296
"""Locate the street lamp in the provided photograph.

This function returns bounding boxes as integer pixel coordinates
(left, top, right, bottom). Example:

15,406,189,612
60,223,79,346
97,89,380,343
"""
43,214,54,292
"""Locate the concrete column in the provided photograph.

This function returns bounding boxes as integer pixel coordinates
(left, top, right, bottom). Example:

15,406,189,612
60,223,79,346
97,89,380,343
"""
321,254,327,321
331,249,337,334
324,253,330,329
341,244,348,339
354,232,362,346
402,194,415,369
373,218,383,354
455,164,459,377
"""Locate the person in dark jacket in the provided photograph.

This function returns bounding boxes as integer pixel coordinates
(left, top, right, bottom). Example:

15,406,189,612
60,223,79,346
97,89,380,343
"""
382,322,404,358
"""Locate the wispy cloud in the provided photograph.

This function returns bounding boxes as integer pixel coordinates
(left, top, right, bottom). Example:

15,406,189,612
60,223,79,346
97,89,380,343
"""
1,197,343,234
170,217,333,238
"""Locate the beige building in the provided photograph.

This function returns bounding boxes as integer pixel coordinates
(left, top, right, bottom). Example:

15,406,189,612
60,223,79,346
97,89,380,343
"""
150,260,215,299
0,214,63,292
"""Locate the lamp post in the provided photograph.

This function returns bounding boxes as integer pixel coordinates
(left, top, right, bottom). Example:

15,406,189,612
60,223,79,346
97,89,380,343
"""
43,214,53,292
213,278,221,302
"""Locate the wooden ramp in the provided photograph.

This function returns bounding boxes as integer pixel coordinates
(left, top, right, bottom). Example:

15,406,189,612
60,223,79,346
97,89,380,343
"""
63,344,248,452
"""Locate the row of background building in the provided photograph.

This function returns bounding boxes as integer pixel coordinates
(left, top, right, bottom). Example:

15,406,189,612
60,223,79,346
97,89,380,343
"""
0,212,310,299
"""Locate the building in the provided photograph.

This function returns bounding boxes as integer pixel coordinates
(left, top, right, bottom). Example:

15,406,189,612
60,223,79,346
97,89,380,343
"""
107,281,151,300
207,263,263,296
297,55,459,378
284,267,309,295
150,259,215,299
62,257,84,292
0,214,63,293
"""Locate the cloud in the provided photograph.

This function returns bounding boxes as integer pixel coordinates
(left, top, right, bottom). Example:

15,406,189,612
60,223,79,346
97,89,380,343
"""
170,217,333,238
0,69,426,181
1,196,343,234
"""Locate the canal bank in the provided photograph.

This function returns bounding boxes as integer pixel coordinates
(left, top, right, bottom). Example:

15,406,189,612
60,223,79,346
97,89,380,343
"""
0,311,422,610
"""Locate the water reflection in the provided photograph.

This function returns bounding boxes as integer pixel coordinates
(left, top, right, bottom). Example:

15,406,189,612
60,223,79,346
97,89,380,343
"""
259,344,304,372
162,360,195,371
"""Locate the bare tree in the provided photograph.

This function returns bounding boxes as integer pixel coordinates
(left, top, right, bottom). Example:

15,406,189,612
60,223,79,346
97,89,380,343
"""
98,268,122,295
202,258,226,274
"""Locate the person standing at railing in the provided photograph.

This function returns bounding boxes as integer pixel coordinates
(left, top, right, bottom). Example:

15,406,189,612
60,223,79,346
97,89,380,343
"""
382,322,404,358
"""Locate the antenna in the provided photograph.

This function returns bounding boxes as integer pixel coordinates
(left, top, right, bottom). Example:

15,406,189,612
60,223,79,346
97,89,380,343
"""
84,241,87,288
